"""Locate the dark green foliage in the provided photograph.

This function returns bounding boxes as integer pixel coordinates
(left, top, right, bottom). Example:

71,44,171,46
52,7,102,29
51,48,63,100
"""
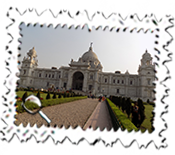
52,92,57,99
137,98,145,127
121,97,126,112
59,93,62,98
46,91,51,99
147,99,150,104
118,96,122,109
57,93,59,98
22,91,28,103
126,98,131,118
36,91,41,99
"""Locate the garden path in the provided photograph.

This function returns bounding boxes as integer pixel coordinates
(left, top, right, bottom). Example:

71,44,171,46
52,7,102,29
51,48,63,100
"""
83,100,113,131
15,98,99,128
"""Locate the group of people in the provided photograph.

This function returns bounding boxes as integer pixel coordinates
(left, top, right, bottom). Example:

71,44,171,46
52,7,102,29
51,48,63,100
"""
98,95,105,102
88,93,95,99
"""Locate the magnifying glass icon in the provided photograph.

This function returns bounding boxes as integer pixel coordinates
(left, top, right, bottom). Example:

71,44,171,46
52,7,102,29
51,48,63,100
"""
21,95,51,124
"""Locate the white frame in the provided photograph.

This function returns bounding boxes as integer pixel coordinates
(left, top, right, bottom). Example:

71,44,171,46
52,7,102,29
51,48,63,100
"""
0,7,172,148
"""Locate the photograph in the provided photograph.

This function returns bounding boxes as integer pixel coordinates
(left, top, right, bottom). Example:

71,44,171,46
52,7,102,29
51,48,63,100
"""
15,22,156,133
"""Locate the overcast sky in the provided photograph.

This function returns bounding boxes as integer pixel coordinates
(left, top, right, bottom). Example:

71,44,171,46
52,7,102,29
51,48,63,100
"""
18,23,156,74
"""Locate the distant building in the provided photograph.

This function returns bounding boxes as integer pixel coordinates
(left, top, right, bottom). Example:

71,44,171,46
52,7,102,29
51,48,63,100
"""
19,43,155,101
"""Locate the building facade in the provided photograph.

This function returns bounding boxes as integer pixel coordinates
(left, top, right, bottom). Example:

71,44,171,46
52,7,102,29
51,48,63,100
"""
19,44,155,101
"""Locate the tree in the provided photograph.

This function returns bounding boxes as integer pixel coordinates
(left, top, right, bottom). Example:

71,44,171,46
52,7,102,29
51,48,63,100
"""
52,92,57,99
147,99,150,104
121,97,126,112
22,91,28,103
126,98,131,118
137,98,145,127
36,91,41,99
118,96,122,109
46,91,51,100
63,92,66,98
57,93,61,98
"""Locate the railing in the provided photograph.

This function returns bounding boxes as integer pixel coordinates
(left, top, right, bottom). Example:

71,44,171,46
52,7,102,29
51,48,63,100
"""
105,99,123,131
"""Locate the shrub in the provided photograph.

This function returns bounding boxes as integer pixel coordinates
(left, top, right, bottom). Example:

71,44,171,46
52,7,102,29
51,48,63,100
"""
22,91,28,103
59,93,62,98
118,96,122,109
107,98,138,132
147,99,150,104
137,98,145,128
52,92,57,99
126,97,131,118
36,91,41,99
121,97,126,112
46,91,51,99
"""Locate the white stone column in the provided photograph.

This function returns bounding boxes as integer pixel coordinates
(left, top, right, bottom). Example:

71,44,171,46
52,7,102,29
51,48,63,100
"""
59,69,63,89
93,71,98,95
125,76,129,97
108,74,112,95
83,71,88,92
67,69,73,90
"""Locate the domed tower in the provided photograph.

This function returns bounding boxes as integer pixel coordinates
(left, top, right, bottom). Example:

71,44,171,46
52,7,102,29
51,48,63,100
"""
138,50,155,101
19,47,38,87
81,43,103,71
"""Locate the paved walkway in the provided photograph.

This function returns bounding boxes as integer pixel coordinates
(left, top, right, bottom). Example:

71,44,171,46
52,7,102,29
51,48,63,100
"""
14,98,99,128
83,100,113,131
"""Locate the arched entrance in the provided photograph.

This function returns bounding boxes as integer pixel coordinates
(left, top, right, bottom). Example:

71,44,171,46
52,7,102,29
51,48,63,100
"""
72,71,84,90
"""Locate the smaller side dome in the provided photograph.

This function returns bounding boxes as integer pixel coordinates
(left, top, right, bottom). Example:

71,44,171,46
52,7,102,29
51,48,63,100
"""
27,47,37,59
142,50,151,59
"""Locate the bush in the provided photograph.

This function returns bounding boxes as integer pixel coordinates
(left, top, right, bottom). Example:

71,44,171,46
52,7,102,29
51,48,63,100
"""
107,98,138,132
137,98,145,128
58,93,62,98
52,92,57,99
22,91,28,103
36,91,41,99
118,96,122,109
46,91,51,99
126,97,131,118
147,99,150,104
121,97,126,112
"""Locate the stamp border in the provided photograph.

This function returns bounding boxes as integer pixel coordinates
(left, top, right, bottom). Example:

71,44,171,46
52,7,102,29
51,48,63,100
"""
2,3,172,154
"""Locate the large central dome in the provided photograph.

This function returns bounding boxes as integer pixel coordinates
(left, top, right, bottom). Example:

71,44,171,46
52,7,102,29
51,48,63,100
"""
82,45,99,62
80,43,103,71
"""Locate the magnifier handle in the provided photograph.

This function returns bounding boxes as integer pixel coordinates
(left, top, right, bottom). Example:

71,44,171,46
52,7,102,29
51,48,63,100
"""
39,111,51,124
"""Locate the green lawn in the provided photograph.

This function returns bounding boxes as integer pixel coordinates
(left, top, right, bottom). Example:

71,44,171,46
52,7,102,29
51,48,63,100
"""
107,99,154,133
140,104,154,133
16,91,87,113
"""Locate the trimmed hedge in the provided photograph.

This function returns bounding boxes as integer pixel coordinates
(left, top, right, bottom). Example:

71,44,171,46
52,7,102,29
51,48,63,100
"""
107,98,138,132
16,96,87,113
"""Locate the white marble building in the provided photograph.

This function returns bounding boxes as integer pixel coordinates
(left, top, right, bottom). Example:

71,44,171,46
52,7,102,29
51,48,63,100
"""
19,43,155,101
